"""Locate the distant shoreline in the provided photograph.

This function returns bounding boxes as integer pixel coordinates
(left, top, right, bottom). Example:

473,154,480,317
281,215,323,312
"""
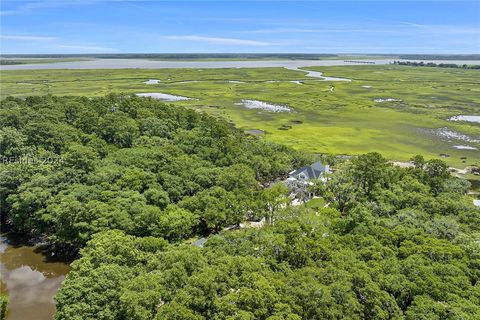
1,53,479,60
1,58,480,70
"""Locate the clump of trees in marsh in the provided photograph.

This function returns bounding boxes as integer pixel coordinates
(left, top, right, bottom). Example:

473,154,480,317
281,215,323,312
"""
394,60,480,69
55,152,480,319
397,54,480,61
0,60,25,65
0,95,307,248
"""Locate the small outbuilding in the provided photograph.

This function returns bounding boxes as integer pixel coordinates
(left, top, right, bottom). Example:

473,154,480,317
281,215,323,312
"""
192,237,208,248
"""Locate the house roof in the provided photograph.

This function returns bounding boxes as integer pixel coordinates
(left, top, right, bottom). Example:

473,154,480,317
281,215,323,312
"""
289,162,328,180
192,237,208,247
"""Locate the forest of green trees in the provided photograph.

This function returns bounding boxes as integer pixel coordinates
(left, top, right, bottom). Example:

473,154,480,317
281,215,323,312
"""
0,95,308,248
1,95,479,319
54,153,480,320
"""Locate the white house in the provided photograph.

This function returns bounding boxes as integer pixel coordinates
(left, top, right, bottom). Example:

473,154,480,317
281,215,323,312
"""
286,162,330,201
288,161,330,182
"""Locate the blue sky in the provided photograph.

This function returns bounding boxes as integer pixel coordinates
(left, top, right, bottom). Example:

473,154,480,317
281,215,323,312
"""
1,0,479,54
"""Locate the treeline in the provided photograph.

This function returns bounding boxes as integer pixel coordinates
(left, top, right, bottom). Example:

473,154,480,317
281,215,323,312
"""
55,152,480,319
398,54,480,60
0,53,338,60
0,95,307,248
394,60,480,69
0,60,24,65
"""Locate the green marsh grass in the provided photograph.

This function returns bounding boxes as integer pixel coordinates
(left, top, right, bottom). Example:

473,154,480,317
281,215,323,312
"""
1,65,478,167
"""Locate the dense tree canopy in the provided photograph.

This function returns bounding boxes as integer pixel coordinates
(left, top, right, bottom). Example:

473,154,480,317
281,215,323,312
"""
1,95,479,319
55,152,479,319
0,95,306,247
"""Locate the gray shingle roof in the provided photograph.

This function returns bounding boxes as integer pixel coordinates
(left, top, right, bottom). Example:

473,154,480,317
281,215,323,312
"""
289,162,328,180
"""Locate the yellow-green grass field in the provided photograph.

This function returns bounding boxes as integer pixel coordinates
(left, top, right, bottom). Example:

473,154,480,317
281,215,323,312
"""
1,65,479,167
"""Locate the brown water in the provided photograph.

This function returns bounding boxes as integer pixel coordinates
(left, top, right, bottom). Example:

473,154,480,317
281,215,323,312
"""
0,234,71,320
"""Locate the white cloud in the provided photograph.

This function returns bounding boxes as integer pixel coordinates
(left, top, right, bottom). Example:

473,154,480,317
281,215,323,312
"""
242,22,480,37
0,35,56,41
56,44,119,52
403,23,480,35
1,33,119,53
163,35,273,46
242,28,319,34
0,0,105,15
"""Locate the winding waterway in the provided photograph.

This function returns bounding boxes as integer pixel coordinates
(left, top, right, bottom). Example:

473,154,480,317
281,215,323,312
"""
0,234,70,320
2,58,479,70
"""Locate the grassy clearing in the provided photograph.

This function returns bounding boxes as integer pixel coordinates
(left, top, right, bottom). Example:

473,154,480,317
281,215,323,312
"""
305,197,326,209
0,65,478,167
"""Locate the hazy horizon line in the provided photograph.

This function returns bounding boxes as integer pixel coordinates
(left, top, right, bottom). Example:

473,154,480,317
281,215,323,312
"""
2,53,479,56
